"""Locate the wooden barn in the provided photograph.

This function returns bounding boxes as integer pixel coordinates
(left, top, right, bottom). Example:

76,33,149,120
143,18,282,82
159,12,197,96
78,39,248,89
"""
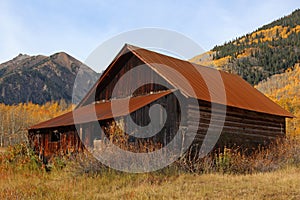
28,44,294,159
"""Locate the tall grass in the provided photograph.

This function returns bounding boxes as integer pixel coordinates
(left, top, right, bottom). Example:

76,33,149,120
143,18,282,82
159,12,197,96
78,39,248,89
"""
2,135,300,176
1,137,300,199
65,136,300,199
176,136,300,174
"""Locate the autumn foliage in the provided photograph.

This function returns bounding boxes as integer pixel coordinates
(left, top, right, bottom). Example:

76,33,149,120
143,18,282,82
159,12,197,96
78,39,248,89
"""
0,101,72,147
256,63,300,135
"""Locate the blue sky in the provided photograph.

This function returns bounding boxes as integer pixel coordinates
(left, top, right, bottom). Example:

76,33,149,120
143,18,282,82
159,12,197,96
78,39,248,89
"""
0,0,299,70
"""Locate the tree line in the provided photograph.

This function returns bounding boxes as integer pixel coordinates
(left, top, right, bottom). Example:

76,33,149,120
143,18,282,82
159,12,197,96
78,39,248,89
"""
0,100,72,147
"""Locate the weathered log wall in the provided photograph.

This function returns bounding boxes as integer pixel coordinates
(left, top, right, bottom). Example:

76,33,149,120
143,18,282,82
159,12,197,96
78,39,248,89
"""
187,99,286,150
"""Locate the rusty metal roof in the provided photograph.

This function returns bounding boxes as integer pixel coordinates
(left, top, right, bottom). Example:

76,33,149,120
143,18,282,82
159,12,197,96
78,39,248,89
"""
32,44,293,132
126,44,294,118
29,91,171,130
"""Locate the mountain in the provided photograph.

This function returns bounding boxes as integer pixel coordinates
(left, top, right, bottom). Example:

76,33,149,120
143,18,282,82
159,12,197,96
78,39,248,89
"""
190,9,300,85
0,52,99,105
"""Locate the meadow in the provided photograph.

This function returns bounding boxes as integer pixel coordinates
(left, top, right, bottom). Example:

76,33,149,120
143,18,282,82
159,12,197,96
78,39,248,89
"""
1,137,300,200
1,165,300,199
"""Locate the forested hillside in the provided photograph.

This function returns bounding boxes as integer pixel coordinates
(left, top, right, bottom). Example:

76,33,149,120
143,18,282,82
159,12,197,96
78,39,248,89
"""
191,9,300,85
256,63,300,135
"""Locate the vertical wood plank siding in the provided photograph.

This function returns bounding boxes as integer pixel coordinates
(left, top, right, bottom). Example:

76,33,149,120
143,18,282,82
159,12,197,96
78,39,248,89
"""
95,52,173,101
28,126,84,160
127,92,181,145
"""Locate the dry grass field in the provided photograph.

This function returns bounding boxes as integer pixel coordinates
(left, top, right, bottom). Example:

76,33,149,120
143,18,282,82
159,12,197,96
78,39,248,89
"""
1,138,300,200
0,166,300,199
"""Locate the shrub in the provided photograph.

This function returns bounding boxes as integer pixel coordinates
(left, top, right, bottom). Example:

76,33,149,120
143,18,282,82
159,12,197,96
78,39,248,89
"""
175,136,300,174
0,142,42,171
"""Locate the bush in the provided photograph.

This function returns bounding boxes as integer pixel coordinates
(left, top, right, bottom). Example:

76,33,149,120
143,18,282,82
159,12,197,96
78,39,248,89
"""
175,136,300,174
0,142,42,171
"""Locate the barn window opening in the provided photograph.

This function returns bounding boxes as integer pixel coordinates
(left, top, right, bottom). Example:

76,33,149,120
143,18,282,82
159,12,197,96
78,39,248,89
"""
51,131,60,142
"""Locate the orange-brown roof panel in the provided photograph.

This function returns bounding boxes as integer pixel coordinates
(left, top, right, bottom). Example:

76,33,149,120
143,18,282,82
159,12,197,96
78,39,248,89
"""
127,45,294,118
29,91,171,130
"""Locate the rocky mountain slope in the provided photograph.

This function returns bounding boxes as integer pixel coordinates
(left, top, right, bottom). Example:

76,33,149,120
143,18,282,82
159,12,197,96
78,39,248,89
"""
0,52,98,105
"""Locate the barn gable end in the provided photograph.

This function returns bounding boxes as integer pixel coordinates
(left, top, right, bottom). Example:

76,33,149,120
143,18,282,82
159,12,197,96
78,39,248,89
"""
79,46,174,107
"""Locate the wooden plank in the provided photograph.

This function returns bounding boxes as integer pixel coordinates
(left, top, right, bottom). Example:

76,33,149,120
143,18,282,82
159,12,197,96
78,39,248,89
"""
187,116,283,131
187,109,285,129
189,107,284,122
187,118,284,132
202,130,279,147
187,107,285,124
188,101,285,120
188,124,283,137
